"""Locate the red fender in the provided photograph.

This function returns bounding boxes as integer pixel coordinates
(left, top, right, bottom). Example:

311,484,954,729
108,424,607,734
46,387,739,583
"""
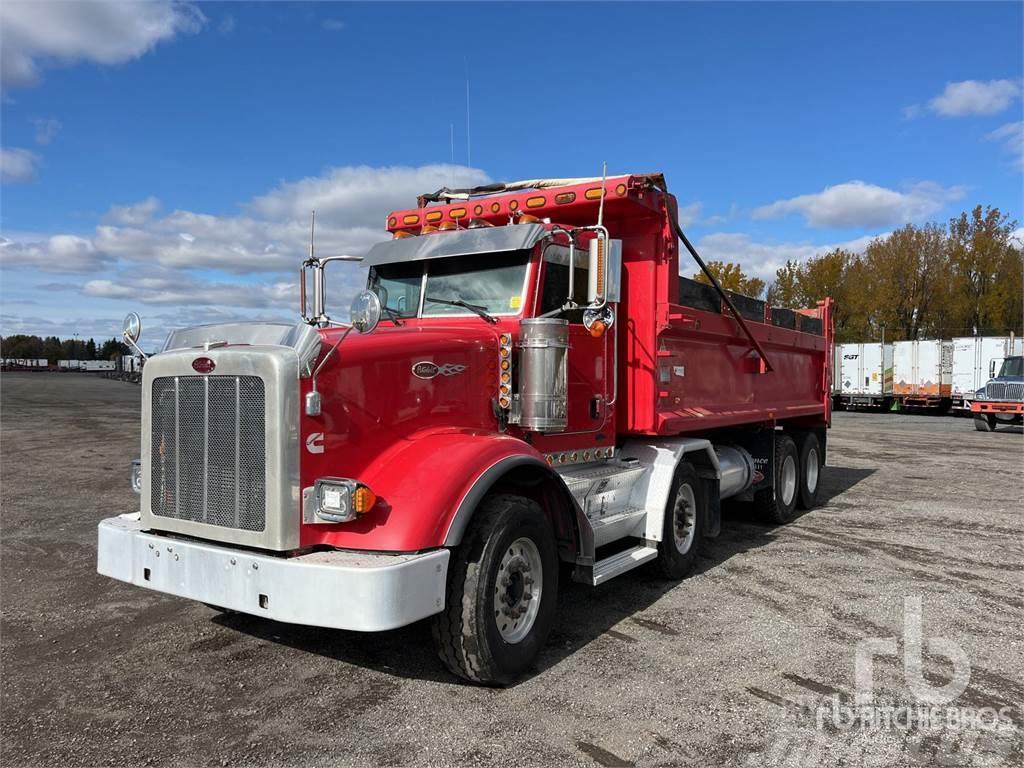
299,430,552,552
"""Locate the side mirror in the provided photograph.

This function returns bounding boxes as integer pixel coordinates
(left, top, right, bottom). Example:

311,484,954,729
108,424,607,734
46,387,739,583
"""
350,290,382,334
122,312,142,345
990,360,998,378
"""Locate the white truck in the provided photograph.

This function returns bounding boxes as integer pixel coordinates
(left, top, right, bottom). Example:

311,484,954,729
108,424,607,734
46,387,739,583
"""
951,336,1023,411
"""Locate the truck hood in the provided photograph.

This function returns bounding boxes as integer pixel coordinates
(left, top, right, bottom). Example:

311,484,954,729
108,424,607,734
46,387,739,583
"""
309,322,503,447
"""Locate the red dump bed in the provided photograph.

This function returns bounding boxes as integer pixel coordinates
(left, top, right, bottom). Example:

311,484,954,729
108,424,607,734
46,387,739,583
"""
386,173,833,438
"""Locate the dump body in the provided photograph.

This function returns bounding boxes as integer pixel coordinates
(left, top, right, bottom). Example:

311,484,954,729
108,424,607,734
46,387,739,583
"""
892,339,952,404
836,343,893,405
951,336,1023,407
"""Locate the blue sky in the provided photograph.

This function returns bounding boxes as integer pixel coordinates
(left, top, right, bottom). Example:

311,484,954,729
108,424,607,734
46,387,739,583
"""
1,1,1022,343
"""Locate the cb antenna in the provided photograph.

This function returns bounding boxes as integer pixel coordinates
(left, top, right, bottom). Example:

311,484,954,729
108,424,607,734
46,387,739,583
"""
309,209,316,262
597,161,608,227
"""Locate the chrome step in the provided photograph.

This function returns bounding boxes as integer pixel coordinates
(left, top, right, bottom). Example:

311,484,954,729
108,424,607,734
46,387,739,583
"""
590,506,647,548
587,544,659,586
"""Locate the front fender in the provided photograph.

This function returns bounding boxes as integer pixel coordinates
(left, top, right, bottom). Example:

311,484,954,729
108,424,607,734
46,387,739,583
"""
302,430,551,552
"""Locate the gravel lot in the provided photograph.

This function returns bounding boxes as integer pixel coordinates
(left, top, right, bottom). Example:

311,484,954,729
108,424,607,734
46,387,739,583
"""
2,372,1022,767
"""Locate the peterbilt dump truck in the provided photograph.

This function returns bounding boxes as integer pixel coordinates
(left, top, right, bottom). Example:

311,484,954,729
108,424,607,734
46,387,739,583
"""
97,173,833,684
971,355,1024,431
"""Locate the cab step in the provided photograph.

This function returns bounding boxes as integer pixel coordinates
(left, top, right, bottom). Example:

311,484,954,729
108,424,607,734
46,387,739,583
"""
578,544,659,586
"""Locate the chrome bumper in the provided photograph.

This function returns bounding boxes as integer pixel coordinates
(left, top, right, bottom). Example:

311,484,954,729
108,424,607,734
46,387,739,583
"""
97,516,449,632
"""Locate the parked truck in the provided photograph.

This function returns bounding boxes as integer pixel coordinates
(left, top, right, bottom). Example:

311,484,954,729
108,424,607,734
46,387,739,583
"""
836,342,893,409
892,339,953,410
97,173,833,684
971,355,1024,431
951,336,1022,411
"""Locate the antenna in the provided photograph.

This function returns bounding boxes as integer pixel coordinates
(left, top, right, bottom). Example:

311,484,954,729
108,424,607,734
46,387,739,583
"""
309,209,316,261
465,60,471,167
597,161,608,227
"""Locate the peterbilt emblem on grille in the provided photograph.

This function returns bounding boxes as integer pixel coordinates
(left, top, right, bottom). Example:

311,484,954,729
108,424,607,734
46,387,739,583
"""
192,357,216,373
412,361,466,379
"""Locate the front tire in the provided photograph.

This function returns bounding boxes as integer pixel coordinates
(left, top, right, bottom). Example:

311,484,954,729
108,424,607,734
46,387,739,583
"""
754,434,799,524
974,415,996,432
432,494,558,685
656,461,705,579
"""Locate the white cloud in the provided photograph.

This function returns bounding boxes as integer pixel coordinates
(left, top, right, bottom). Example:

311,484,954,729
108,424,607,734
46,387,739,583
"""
32,117,61,145
752,180,965,229
1,163,491,336
676,201,703,227
928,79,1022,117
0,234,111,272
0,147,38,183
321,19,346,31
82,272,297,309
691,232,884,283
985,121,1024,171
103,197,162,226
218,15,236,34
0,0,204,89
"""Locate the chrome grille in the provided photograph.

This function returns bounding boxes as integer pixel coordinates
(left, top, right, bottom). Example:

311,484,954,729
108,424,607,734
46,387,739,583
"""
150,375,266,531
987,381,1023,401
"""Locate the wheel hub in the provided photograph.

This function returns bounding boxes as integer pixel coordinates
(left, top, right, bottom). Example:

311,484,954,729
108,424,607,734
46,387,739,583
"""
494,537,543,643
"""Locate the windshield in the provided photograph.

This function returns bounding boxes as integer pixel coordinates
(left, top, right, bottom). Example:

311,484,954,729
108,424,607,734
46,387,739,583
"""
998,357,1023,377
368,250,530,319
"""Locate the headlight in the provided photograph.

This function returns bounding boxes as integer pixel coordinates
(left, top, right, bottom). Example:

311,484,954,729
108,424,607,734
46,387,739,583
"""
314,478,377,523
975,390,987,401
130,459,142,494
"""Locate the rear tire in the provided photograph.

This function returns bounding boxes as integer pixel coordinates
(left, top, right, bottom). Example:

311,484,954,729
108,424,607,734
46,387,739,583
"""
754,434,799,524
432,494,558,685
655,461,705,579
974,415,996,432
796,433,821,510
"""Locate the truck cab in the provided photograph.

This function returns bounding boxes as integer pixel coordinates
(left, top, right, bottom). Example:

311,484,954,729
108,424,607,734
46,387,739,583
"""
98,173,833,684
971,355,1024,431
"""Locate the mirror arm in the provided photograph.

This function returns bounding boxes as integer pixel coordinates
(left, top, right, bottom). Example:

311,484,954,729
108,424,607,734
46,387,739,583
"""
122,332,149,361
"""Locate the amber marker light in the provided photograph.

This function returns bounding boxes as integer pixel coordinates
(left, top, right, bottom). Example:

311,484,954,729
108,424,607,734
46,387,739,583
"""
352,485,377,515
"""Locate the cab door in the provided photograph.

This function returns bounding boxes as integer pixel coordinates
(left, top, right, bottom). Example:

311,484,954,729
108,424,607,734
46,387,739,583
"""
536,244,612,436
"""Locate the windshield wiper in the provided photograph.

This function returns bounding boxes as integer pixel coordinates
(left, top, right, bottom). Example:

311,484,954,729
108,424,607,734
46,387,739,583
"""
424,296,498,324
380,305,404,326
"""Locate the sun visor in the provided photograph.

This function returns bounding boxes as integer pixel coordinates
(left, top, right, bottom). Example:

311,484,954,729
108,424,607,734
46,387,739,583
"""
365,223,547,266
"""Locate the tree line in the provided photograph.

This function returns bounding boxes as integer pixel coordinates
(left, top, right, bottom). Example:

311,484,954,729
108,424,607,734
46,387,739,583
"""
694,205,1023,343
0,335,130,362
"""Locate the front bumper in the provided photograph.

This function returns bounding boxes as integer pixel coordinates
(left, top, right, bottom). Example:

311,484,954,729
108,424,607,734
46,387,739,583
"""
97,516,449,632
971,401,1024,415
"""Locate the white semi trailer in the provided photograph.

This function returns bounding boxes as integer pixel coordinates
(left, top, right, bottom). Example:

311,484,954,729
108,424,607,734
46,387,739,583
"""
836,342,893,409
892,339,953,410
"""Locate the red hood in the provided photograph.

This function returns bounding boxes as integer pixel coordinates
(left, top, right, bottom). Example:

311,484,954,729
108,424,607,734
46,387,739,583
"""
304,321,503,470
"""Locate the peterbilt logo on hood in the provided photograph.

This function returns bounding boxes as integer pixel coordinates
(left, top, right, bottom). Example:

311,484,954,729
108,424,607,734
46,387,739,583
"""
192,357,216,373
412,361,466,379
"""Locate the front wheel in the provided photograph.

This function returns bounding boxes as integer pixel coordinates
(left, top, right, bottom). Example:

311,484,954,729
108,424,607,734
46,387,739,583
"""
432,494,558,685
974,415,996,432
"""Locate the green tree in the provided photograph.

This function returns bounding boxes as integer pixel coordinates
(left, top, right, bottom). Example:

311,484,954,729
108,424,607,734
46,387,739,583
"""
693,261,766,298
947,206,1021,335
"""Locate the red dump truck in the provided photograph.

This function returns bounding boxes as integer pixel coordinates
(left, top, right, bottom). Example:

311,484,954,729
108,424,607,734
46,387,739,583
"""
98,173,833,684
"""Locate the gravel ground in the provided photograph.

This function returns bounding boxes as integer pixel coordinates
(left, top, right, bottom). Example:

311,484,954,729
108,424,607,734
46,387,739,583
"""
2,372,1022,767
